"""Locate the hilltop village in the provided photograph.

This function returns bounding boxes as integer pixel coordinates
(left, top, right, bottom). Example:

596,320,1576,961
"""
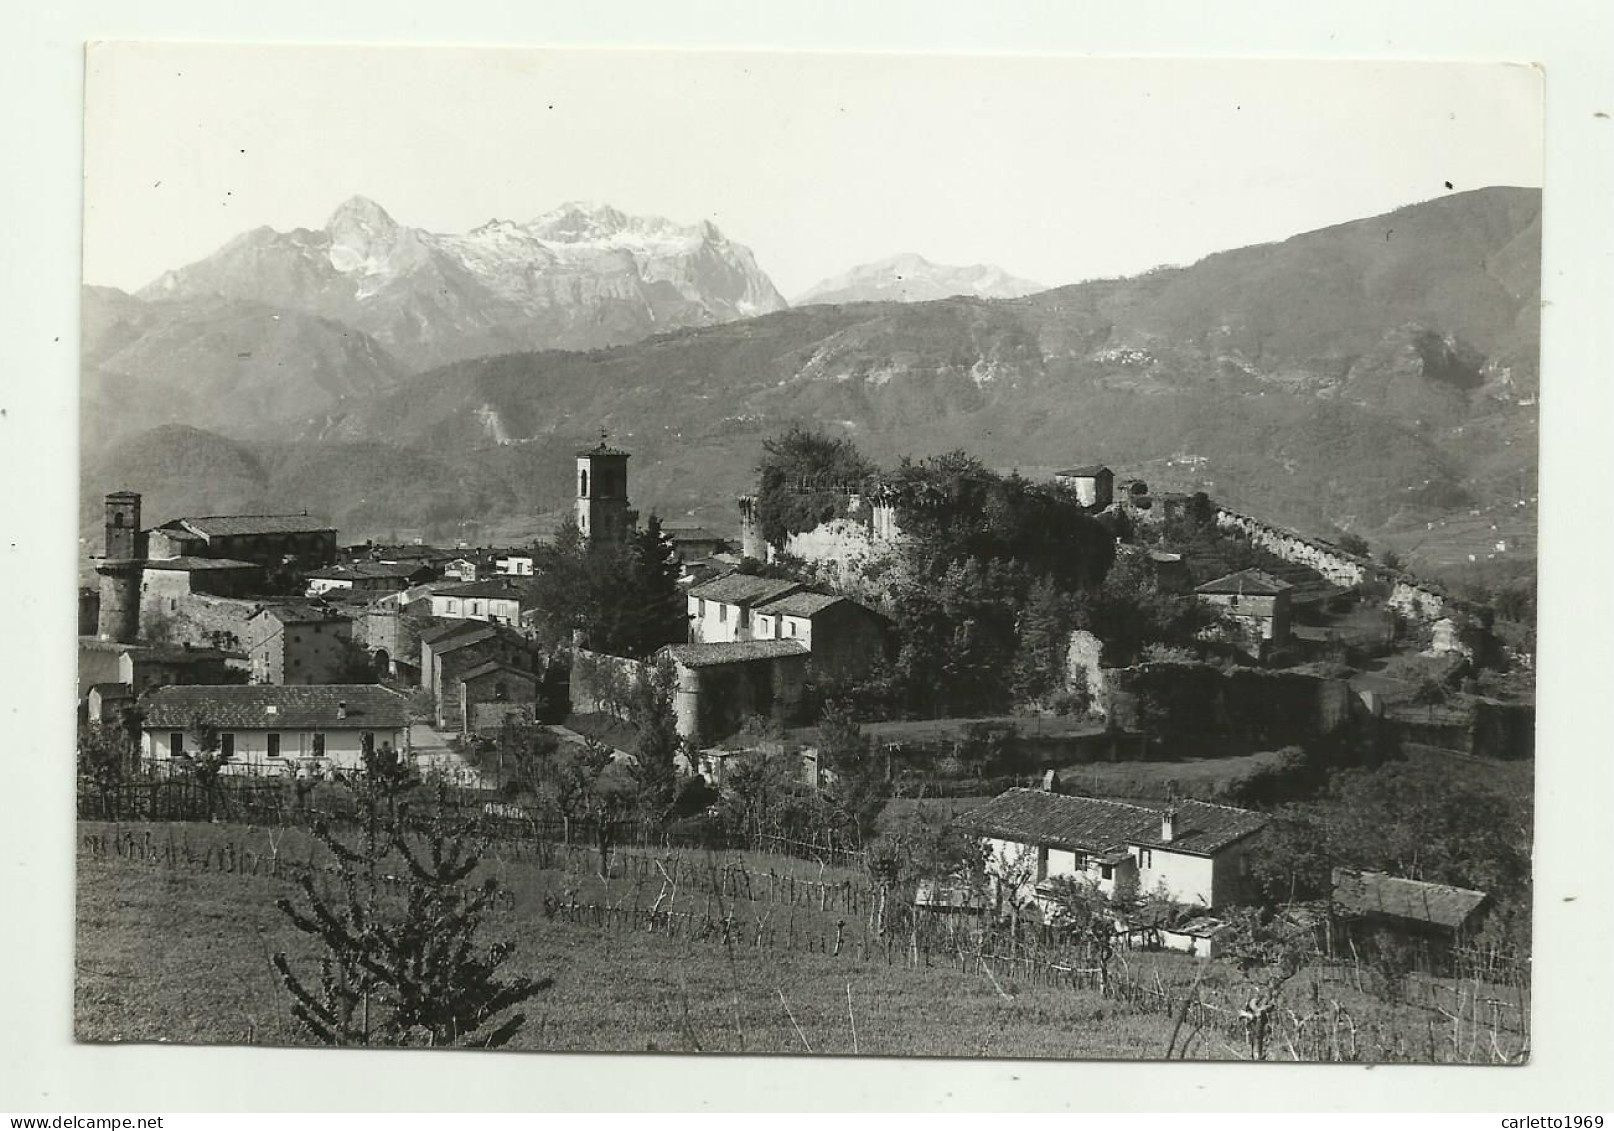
77,428,1536,968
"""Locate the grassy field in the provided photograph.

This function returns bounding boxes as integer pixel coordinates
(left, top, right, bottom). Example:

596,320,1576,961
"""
75,819,1527,1061
74,823,1180,1058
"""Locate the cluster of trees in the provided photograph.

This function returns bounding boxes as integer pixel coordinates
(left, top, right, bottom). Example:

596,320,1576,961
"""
755,429,1240,719
753,426,880,550
526,514,684,658
1246,756,1533,951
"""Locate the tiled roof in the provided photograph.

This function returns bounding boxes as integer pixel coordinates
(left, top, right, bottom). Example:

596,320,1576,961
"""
755,591,849,618
456,659,538,684
87,682,135,698
309,562,433,581
688,574,804,607
173,515,336,538
434,579,529,600
141,556,260,572
141,684,409,730
665,639,810,668
418,619,493,645
954,788,1268,858
434,627,507,656
251,602,350,625
1331,869,1489,930
1055,465,1111,477
135,645,231,664
1195,568,1294,597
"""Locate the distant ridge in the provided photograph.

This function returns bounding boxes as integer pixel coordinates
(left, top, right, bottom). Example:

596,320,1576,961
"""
795,253,1047,306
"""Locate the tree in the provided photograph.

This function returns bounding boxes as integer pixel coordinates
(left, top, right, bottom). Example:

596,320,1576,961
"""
626,515,688,653
755,425,880,549
78,717,138,810
1335,531,1371,558
1012,578,1077,707
630,654,682,819
271,773,549,1047
1218,907,1315,1060
816,700,886,842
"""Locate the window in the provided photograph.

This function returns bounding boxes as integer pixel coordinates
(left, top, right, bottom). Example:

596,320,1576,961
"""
1035,847,1049,882
579,469,589,496
169,732,184,755
113,513,125,528
311,733,326,757
220,733,235,759
1138,849,1153,869
1100,864,1113,880
783,620,793,637
267,733,281,759
293,634,302,644
718,604,727,623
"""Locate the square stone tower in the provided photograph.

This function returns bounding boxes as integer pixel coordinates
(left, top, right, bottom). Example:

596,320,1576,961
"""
575,437,635,545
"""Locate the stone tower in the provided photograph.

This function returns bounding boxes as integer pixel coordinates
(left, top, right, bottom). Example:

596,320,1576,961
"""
103,491,142,560
575,436,635,545
737,495,768,561
95,490,144,642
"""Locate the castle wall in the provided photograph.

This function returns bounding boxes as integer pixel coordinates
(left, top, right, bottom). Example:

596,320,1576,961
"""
1212,507,1369,587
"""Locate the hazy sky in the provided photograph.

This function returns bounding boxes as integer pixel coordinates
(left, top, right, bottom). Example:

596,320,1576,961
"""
84,45,1542,298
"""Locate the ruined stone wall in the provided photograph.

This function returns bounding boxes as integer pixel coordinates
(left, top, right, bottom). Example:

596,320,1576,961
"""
1103,661,1355,748
1064,630,1108,717
781,516,902,591
1212,507,1369,587
155,594,262,653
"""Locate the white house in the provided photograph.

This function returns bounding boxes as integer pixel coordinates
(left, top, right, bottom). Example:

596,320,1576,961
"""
686,574,804,644
139,684,410,774
428,579,527,625
956,788,1268,913
494,553,535,577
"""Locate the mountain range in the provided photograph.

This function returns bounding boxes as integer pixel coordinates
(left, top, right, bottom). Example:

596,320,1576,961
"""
81,187,1541,574
136,197,788,370
794,253,1047,305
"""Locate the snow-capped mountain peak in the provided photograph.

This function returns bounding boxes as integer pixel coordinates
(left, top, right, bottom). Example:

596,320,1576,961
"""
141,196,788,368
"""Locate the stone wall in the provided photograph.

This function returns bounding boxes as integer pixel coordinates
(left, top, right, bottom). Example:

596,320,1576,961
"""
152,593,262,653
569,647,647,720
1064,630,1107,717
1213,507,1369,587
1103,661,1355,748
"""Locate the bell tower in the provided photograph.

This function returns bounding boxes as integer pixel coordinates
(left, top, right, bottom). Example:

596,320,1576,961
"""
575,433,635,545
95,490,144,642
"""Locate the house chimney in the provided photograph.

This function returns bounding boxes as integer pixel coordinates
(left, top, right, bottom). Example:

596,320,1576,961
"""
337,700,348,720
1161,807,1177,844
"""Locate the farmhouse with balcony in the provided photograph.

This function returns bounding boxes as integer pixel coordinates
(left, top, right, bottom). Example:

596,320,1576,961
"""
956,787,1268,914
246,603,355,685
139,684,409,774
